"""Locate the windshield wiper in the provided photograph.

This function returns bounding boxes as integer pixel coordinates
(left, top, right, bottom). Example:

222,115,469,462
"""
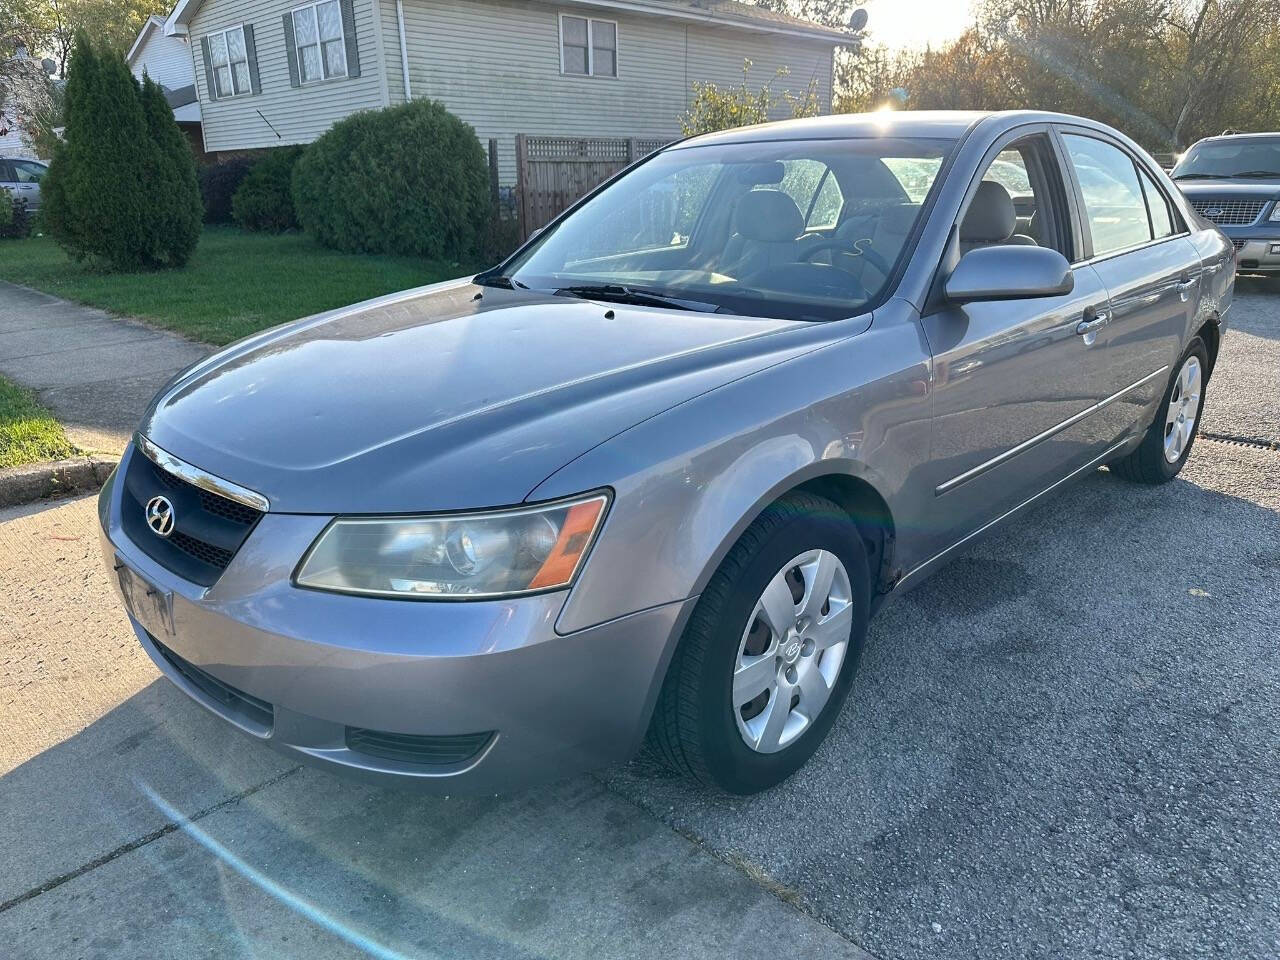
554,284,722,313
1231,170,1280,178
1172,173,1218,180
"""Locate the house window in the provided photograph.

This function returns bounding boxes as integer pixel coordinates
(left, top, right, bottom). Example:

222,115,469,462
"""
560,14,617,78
209,25,251,98
291,0,347,83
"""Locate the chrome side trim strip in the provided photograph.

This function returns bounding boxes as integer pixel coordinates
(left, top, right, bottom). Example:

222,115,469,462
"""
135,434,271,513
900,437,1132,590
936,365,1169,495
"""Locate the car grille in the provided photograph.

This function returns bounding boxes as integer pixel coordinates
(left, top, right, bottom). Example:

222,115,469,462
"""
1189,198,1267,225
345,727,493,767
121,446,263,586
1232,239,1247,251
149,631,274,731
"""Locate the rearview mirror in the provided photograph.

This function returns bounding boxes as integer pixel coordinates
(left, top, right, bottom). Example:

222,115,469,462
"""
944,245,1074,303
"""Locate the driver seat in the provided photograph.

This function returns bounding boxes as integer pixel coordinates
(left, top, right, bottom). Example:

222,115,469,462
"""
960,181,1038,255
723,190,804,279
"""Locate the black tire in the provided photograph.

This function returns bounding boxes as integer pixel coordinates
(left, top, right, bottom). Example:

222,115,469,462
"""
1110,337,1209,485
647,491,871,794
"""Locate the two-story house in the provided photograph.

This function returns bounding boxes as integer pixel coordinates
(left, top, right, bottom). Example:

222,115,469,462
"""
163,0,853,183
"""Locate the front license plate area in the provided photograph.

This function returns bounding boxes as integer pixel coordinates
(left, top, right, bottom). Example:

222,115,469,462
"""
115,558,175,640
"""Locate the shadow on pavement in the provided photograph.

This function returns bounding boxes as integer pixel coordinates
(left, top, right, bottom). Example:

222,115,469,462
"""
0,679,865,959
609,449,1280,960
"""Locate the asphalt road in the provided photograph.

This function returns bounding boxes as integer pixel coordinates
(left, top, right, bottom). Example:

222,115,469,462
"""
1,281,1277,959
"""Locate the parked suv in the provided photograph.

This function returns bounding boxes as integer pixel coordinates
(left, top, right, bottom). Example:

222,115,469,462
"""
0,156,47,214
1173,132,1280,274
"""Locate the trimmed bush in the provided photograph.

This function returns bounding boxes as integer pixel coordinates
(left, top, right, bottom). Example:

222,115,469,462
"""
232,146,304,232
3,196,32,239
40,34,200,270
0,189,31,238
198,155,255,224
292,100,489,260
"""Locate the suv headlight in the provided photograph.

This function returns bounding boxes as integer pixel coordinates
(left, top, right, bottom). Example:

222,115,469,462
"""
295,492,609,600
1269,201,1280,221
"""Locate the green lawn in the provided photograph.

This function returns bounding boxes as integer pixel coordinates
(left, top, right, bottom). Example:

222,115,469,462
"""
0,227,474,346
0,375,77,469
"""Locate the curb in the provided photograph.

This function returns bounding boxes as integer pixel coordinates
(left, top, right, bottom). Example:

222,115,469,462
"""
0,456,118,510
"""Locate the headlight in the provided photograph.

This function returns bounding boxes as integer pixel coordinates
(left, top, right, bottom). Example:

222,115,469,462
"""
1269,201,1280,222
294,492,609,600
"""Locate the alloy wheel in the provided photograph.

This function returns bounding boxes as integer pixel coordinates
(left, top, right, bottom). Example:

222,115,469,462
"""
733,549,853,753
1163,355,1202,463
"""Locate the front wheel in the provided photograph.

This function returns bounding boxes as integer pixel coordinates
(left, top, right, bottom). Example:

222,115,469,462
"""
647,492,871,794
1111,338,1208,485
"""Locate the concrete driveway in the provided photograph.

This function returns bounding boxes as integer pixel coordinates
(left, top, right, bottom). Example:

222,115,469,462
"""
1,282,1277,960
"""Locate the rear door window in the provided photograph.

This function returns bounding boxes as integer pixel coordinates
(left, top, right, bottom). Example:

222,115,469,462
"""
1062,134,1152,256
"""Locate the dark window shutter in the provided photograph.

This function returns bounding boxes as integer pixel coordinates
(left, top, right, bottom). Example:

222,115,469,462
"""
339,0,361,78
282,12,301,87
200,35,217,99
243,23,262,94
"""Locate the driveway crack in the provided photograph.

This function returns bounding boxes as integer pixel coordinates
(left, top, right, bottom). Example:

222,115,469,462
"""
0,765,301,915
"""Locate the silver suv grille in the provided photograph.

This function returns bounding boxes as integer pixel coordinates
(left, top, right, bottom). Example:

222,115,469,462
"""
1189,198,1267,225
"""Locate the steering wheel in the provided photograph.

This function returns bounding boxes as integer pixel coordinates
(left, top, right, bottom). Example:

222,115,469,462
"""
800,238,894,280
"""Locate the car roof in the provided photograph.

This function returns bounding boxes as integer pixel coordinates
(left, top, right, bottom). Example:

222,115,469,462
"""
1191,132,1280,145
673,110,1105,148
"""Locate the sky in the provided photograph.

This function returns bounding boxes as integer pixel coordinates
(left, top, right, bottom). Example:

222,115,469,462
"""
860,0,975,51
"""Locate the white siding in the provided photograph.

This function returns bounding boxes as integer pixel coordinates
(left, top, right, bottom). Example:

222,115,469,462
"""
387,0,835,182
131,29,198,92
191,0,388,152
0,121,41,159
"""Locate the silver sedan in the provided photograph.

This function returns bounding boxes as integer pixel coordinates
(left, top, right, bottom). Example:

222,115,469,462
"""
99,110,1233,795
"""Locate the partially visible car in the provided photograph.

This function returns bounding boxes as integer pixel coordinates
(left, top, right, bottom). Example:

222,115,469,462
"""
1172,132,1280,274
0,156,47,214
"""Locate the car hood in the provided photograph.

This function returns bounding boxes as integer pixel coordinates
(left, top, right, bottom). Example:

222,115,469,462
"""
141,279,861,514
1176,179,1280,199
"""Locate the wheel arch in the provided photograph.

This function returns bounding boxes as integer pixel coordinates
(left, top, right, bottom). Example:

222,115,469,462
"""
1195,316,1222,378
689,462,899,614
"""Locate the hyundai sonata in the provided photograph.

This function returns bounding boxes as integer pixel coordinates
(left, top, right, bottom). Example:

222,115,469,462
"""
99,110,1232,795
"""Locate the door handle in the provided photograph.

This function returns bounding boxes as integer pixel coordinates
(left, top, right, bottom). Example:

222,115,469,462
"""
1177,277,1199,289
1076,311,1110,336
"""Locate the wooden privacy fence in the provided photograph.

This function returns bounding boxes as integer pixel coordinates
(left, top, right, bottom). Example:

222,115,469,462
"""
515,134,672,240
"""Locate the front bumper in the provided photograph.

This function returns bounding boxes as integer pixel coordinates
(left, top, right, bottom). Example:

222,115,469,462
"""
99,447,692,793
1218,224,1280,273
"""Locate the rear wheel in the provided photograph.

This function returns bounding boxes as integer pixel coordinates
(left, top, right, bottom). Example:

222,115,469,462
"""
647,492,870,794
1111,338,1208,484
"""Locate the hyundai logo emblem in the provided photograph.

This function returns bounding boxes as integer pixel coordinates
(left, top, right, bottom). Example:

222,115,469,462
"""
145,495,176,537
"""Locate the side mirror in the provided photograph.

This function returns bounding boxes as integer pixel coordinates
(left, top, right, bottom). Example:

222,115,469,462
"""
944,245,1074,303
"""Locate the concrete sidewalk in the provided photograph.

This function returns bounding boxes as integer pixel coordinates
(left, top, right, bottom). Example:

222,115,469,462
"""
0,281,210,456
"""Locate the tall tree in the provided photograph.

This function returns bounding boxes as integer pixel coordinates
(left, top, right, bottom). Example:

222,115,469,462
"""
837,0,1280,150
6,0,168,77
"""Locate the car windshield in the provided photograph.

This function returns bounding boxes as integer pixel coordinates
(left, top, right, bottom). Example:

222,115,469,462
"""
494,137,955,322
1172,138,1280,179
